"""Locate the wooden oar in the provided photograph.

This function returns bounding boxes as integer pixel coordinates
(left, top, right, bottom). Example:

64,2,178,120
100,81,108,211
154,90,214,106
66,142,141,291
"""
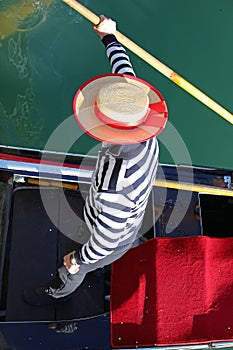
62,0,233,125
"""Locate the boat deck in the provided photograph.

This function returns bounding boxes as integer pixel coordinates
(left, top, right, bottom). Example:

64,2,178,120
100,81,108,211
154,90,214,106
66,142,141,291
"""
0,148,232,349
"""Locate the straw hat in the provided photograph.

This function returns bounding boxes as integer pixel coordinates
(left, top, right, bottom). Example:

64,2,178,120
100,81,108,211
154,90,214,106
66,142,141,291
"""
73,74,168,144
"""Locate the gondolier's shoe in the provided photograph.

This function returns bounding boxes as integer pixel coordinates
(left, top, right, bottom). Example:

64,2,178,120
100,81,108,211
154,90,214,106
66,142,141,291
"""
23,286,71,306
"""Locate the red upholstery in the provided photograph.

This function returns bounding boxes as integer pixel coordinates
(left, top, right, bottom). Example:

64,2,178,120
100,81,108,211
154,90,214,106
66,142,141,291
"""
111,237,233,347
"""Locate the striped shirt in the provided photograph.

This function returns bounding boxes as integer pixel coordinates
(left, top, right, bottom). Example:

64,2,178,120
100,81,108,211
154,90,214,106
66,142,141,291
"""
79,34,159,264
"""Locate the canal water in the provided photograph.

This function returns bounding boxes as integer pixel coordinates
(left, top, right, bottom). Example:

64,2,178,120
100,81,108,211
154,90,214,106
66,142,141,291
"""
0,0,233,170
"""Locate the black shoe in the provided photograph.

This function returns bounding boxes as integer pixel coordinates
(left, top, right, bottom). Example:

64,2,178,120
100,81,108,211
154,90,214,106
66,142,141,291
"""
23,286,56,306
23,286,73,306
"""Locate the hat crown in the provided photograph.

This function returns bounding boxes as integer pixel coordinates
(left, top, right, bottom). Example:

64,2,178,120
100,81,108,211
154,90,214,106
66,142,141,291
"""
96,82,149,125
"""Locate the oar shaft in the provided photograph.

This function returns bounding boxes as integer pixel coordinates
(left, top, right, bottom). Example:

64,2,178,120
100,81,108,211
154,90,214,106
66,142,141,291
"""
62,0,233,125
171,73,233,125
63,0,100,24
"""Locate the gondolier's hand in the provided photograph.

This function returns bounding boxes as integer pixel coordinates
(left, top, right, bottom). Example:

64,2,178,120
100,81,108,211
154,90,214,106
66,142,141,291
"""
63,251,80,274
93,15,116,39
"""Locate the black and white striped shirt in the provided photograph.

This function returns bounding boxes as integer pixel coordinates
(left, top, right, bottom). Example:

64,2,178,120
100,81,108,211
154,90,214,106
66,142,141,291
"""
80,35,159,264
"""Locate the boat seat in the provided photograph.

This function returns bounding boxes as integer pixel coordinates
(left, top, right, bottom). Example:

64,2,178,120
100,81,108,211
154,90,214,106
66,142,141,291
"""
111,236,233,347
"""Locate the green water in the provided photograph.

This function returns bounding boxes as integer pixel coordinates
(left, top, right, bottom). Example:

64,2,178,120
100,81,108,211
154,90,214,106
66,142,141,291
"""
0,0,233,170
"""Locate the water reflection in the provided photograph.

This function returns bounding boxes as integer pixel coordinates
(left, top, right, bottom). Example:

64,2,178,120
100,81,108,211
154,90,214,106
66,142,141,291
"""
0,0,53,147
0,0,89,150
8,33,30,79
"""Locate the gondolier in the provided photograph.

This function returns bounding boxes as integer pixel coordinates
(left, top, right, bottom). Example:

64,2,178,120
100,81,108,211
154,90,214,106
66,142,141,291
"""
24,15,168,305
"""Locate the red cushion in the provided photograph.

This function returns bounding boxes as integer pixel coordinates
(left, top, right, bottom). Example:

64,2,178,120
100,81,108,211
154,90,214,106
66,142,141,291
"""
111,237,233,347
